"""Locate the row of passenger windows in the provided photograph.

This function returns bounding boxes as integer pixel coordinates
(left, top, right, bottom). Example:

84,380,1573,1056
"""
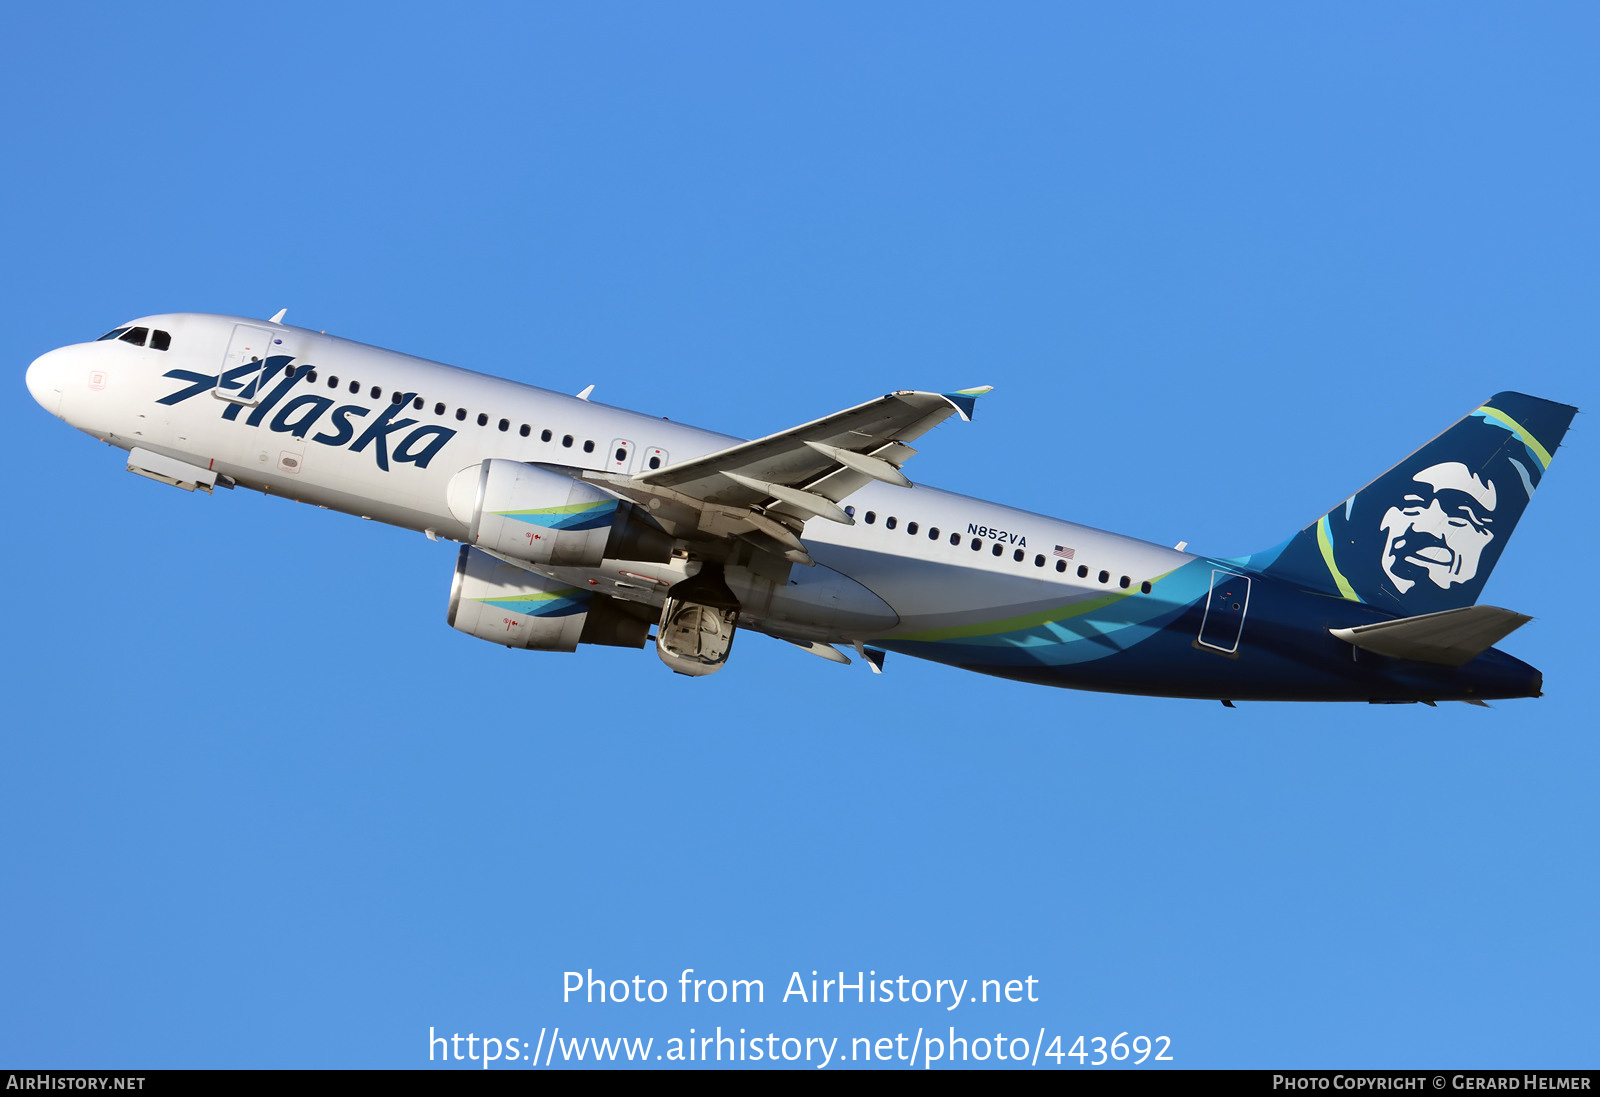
102,331,1140,579
843,506,1154,593
98,326,172,351
277,365,664,469
89,333,1135,575
94,329,664,469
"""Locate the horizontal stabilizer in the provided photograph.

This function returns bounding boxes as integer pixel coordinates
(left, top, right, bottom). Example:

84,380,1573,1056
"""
1329,605,1531,667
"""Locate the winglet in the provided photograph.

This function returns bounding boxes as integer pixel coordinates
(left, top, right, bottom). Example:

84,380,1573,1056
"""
942,385,993,422
854,641,888,674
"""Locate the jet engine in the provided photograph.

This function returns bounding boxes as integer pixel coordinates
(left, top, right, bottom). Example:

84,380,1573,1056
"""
447,546,650,651
446,459,672,567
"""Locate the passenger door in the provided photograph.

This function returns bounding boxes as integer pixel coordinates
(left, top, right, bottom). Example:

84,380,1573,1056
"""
213,324,278,406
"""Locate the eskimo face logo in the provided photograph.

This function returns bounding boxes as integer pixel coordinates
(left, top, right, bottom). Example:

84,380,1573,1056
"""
1378,461,1496,593
159,356,456,471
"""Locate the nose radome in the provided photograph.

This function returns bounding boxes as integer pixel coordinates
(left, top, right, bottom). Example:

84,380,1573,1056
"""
26,348,66,417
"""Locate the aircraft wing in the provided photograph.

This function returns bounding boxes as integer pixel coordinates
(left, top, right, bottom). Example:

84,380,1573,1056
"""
576,387,989,563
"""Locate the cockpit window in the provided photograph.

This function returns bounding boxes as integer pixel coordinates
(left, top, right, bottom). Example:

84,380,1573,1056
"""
149,330,171,351
96,327,131,341
118,327,150,347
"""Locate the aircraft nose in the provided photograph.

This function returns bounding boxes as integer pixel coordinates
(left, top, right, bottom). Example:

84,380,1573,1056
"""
26,347,65,417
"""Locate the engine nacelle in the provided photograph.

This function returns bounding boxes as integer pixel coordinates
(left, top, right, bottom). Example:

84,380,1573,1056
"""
447,459,671,567
447,546,650,651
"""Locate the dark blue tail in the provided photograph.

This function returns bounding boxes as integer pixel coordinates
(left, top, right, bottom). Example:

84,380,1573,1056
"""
1252,392,1577,614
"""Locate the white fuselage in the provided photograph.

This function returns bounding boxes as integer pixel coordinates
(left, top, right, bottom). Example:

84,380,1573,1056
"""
27,312,1193,650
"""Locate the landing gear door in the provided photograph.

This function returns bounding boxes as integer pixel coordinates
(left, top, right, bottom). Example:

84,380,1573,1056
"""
213,324,279,406
1199,570,1251,654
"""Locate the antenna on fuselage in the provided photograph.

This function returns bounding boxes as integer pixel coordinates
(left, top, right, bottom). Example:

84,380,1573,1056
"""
576,384,595,400
268,308,288,324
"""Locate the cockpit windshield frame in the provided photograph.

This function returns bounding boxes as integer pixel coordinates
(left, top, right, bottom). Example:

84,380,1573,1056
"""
94,325,173,351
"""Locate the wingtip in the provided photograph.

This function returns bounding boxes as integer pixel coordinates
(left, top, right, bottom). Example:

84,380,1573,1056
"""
942,385,993,422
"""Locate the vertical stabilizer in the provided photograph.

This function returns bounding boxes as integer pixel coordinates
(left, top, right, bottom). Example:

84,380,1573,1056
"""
1254,392,1576,614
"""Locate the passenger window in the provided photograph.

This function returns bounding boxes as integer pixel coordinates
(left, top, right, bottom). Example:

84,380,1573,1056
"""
865,511,876,524
541,429,553,442
648,456,661,469
885,516,897,530
971,538,981,550
845,506,855,517
1034,555,1045,567
1013,548,1024,562
499,419,510,432
614,447,626,462
349,381,360,394
413,397,424,410
1141,581,1152,594
951,533,960,546
284,364,296,379
391,391,404,405
305,369,317,382
119,327,149,346
477,413,489,426
583,440,595,453
1098,570,1109,584
1119,575,1130,588
992,543,1003,557
521,424,531,437
434,402,445,415
929,527,940,540
371,386,382,399
456,408,467,421
149,330,171,351
1056,559,1067,573
907,522,918,535
1077,565,1089,578
328,376,339,389
562,435,573,448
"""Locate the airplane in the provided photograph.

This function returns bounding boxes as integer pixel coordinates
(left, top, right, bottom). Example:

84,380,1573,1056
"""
24,311,1577,704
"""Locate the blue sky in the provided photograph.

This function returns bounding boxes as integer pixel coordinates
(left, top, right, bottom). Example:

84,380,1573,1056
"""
3,2,1596,1070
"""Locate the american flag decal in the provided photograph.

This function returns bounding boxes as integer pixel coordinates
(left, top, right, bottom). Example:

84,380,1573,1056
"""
1053,545,1075,559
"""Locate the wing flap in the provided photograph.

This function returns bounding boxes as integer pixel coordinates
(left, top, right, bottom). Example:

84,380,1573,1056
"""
1329,605,1532,667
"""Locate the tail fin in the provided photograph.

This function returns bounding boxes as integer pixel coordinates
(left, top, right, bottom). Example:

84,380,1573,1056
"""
1253,392,1577,614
